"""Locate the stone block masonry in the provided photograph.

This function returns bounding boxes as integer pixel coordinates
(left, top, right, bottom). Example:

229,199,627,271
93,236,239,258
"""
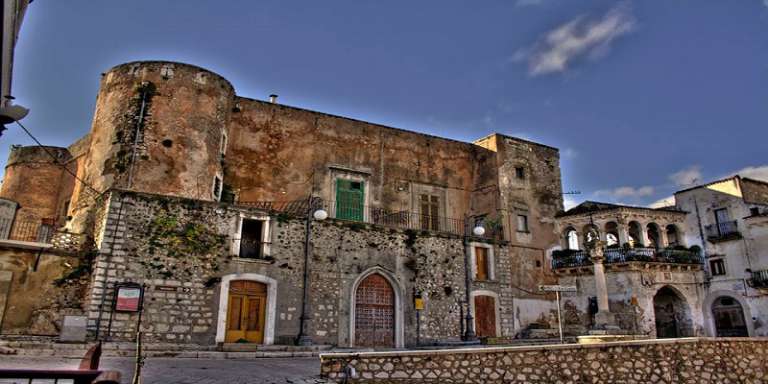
319,338,768,383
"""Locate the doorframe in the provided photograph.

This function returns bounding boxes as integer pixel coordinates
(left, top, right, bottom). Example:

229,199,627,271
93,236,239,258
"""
216,273,277,344
349,266,404,348
703,290,754,337
469,290,501,337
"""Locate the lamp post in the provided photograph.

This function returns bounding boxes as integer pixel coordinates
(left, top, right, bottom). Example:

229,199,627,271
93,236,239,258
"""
296,194,328,346
462,215,485,342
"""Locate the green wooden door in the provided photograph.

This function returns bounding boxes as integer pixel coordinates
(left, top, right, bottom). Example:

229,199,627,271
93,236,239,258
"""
336,179,364,221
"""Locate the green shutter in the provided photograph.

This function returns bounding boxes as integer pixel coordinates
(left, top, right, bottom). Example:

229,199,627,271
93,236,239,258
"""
336,179,364,221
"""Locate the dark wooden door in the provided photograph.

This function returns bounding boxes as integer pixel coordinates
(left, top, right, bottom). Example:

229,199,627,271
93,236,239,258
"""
355,274,394,348
474,295,496,338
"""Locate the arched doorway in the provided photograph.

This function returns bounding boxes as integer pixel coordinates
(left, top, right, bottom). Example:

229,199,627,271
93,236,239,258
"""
712,296,748,337
225,280,267,343
354,273,395,348
653,286,692,338
474,295,497,338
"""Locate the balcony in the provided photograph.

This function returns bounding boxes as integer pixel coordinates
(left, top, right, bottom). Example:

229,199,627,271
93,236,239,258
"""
239,198,501,239
751,270,768,289
0,217,84,252
705,220,741,242
0,217,54,244
552,247,703,270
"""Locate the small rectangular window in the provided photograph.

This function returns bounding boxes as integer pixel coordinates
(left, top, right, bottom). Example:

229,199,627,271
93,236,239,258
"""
517,214,529,232
710,259,726,276
750,207,760,216
475,247,489,281
213,176,222,201
220,132,228,156
515,167,525,179
239,219,265,259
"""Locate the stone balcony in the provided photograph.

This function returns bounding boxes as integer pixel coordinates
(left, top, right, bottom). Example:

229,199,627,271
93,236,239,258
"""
551,247,704,274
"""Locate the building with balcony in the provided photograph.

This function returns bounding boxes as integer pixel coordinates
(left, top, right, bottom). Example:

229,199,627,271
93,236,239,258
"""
0,61,565,346
673,176,768,337
552,201,706,338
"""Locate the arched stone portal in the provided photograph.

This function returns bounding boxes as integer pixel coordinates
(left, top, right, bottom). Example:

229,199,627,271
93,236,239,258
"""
354,273,396,348
712,296,749,337
653,286,692,338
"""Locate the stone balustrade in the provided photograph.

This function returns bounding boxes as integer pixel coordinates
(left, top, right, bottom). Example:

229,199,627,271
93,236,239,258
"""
320,337,768,383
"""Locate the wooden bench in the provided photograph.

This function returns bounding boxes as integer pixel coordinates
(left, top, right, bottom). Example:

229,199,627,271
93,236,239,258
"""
0,343,121,384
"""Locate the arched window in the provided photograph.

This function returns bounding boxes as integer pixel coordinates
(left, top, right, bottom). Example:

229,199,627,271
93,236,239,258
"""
566,229,579,250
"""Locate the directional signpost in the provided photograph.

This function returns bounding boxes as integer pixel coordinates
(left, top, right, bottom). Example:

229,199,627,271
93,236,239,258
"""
539,285,577,344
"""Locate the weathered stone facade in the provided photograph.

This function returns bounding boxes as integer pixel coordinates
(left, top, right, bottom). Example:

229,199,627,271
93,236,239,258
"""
319,338,768,383
86,190,518,346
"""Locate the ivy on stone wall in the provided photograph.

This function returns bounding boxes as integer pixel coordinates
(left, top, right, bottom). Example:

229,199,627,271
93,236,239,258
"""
140,211,227,279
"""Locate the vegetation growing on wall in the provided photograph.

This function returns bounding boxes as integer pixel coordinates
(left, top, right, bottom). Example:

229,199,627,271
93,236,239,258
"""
139,211,227,279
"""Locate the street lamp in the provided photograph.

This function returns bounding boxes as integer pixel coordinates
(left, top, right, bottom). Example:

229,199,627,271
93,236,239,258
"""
296,196,327,346
462,216,485,342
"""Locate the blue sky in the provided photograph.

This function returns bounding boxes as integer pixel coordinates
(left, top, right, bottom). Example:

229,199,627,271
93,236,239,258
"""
4,0,768,208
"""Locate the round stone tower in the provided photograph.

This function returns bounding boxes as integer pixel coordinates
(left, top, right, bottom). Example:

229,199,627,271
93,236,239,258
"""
0,145,71,227
71,61,235,232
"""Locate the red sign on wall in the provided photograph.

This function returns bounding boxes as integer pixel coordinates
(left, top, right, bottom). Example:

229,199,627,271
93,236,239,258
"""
115,284,143,312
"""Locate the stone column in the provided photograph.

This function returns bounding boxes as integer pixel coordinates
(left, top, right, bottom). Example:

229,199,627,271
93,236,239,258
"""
639,224,650,247
659,229,669,248
617,222,629,246
576,232,584,251
589,241,617,330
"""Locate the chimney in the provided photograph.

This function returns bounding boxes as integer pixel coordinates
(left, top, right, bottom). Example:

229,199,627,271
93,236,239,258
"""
269,94,278,104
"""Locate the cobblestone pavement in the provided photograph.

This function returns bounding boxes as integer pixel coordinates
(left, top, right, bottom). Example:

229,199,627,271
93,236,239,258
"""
0,356,331,384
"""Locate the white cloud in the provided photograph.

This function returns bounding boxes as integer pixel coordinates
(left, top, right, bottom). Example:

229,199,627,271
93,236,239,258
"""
764,0,768,9
668,165,702,188
563,196,579,210
513,2,635,76
594,185,655,199
561,147,578,159
649,196,675,209
726,165,768,182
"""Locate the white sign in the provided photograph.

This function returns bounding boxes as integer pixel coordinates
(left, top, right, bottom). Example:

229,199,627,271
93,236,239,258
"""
539,285,577,293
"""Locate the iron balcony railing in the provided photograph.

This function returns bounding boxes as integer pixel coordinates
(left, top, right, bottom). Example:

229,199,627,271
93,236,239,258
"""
751,270,768,288
0,217,55,244
705,220,740,240
239,198,501,239
552,247,703,269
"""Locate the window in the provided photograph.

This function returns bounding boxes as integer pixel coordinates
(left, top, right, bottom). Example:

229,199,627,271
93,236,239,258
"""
475,246,489,281
750,207,760,216
710,259,726,276
239,219,265,259
212,176,222,201
517,214,529,233
420,194,440,231
515,167,525,179
220,131,228,157
566,229,579,250
336,179,364,221
714,208,730,225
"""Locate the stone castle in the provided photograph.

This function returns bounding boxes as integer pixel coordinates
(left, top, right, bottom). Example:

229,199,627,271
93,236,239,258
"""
0,60,766,347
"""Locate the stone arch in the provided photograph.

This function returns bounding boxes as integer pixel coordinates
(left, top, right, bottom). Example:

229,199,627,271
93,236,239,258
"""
563,227,579,250
469,289,502,338
349,266,405,348
652,285,693,338
215,273,278,344
582,224,600,245
702,290,754,337
604,221,619,247
665,224,684,247
646,223,662,249
628,221,643,247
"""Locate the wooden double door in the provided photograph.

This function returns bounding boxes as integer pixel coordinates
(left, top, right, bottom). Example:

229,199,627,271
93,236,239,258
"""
225,280,267,343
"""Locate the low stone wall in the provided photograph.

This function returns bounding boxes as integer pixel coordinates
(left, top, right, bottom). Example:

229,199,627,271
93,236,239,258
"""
319,338,768,383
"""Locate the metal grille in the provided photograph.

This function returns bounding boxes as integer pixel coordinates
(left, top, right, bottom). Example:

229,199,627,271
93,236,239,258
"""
355,274,394,348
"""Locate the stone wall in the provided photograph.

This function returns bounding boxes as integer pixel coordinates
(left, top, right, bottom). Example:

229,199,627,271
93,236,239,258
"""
86,190,522,346
556,266,704,336
0,246,86,334
320,338,768,383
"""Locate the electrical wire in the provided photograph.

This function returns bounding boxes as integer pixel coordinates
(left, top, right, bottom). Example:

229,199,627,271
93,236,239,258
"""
14,120,102,195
